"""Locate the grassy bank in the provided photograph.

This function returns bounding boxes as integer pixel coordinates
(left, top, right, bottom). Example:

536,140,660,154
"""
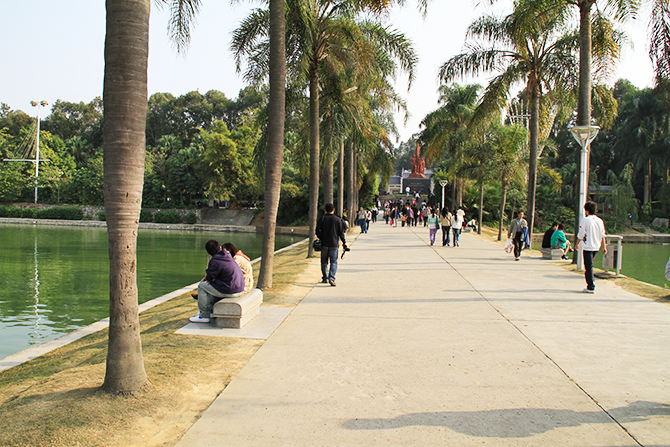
0,242,319,447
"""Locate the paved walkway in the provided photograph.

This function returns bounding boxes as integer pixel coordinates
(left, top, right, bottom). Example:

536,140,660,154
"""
177,223,670,446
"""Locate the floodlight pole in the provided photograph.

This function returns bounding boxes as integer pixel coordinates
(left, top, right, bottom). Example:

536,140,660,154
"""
31,100,48,204
439,180,448,212
569,125,600,270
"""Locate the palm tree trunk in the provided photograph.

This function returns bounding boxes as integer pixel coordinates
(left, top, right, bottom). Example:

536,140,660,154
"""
337,141,344,216
478,182,484,235
257,0,286,290
307,66,320,257
347,142,355,229
101,0,150,395
451,178,458,211
526,81,540,241
498,180,507,241
644,158,652,204
323,151,334,206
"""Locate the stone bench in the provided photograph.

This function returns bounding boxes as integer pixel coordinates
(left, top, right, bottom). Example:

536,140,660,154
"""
211,288,263,329
541,248,564,260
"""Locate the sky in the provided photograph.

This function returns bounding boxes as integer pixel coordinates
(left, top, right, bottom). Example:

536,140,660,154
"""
0,0,657,143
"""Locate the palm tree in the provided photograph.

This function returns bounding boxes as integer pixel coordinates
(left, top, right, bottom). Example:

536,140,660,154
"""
439,1,580,238
649,0,670,87
233,5,415,252
258,0,286,289
490,123,529,240
420,84,481,209
101,0,151,394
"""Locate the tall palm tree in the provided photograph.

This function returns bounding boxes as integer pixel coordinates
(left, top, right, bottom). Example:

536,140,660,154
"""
420,84,481,208
490,123,529,240
233,5,414,252
257,0,286,289
101,0,151,394
649,0,670,87
439,1,580,237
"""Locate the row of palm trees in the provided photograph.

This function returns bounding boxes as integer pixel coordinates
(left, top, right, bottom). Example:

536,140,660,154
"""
101,0,670,394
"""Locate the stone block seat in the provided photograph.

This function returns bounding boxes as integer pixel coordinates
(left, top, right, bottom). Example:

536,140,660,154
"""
541,248,564,260
212,288,263,329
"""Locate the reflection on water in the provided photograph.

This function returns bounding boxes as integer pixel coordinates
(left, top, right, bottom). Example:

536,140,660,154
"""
0,224,297,360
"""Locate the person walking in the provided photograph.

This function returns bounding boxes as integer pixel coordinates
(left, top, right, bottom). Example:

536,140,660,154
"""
357,207,368,234
577,201,607,293
451,209,463,247
316,203,348,286
507,211,527,261
441,207,452,246
426,207,440,246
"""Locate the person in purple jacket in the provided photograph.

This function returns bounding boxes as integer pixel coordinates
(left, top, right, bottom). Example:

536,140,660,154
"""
190,239,245,323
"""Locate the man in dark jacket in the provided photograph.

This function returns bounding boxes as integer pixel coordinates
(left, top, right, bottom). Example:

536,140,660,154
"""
190,239,245,323
316,203,347,287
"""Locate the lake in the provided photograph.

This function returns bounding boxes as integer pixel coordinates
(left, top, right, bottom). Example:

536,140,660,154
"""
0,224,298,360
531,240,670,289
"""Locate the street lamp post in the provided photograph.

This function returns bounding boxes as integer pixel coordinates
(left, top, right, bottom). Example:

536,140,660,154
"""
569,125,600,270
439,180,448,212
3,100,49,204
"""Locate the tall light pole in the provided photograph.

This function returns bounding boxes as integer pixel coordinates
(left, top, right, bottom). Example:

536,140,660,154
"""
439,180,448,212
31,100,48,204
569,125,600,270
3,100,50,204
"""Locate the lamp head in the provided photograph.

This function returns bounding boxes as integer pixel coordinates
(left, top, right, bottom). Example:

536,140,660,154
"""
569,125,600,149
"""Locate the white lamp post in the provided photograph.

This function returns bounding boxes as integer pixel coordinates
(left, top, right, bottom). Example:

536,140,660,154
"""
439,180,448,212
3,100,49,204
569,125,600,270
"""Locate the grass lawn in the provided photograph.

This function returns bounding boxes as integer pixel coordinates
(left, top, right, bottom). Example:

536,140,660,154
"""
0,241,320,447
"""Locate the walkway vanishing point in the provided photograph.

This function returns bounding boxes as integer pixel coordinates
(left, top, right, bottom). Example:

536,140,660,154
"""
177,222,670,446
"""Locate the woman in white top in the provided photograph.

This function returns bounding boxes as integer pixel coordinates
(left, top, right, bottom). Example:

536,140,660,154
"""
451,210,463,247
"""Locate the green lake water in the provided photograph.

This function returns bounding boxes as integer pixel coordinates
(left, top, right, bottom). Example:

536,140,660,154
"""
531,241,670,289
0,224,298,360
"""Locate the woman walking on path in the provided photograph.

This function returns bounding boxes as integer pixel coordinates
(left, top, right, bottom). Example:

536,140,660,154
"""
507,211,527,261
441,207,452,246
426,207,440,246
451,209,463,247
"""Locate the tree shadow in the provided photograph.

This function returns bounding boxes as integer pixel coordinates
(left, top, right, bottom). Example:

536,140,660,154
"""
342,401,670,439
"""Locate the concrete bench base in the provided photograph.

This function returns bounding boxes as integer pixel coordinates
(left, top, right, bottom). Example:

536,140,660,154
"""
541,248,564,260
212,288,263,329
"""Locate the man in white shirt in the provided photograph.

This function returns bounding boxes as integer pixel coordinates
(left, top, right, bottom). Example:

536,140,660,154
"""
577,201,608,293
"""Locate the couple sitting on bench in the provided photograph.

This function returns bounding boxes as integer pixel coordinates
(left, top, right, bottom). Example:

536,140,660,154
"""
190,239,253,323
542,223,572,260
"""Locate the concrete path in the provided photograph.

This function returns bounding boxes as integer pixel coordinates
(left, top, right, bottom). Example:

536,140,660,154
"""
176,222,670,446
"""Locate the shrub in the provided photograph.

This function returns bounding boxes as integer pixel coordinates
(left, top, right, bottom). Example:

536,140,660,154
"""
184,212,197,224
98,210,106,221
20,208,37,219
36,207,84,220
139,209,153,222
153,210,182,224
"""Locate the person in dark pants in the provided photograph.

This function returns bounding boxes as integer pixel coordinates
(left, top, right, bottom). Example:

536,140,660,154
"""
507,211,527,261
577,201,607,293
441,208,452,246
316,203,348,287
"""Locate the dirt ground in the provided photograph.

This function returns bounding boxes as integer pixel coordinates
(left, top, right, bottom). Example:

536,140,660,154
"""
0,242,322,447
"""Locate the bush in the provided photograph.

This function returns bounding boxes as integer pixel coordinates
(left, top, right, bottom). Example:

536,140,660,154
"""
0,205,20,218
184,212,197,224
153,210,182,224
98,210,106,221
36,207,84,220
139,209,153,223
20,208,37,219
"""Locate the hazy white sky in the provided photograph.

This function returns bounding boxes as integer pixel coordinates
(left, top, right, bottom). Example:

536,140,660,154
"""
0,0,656,142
